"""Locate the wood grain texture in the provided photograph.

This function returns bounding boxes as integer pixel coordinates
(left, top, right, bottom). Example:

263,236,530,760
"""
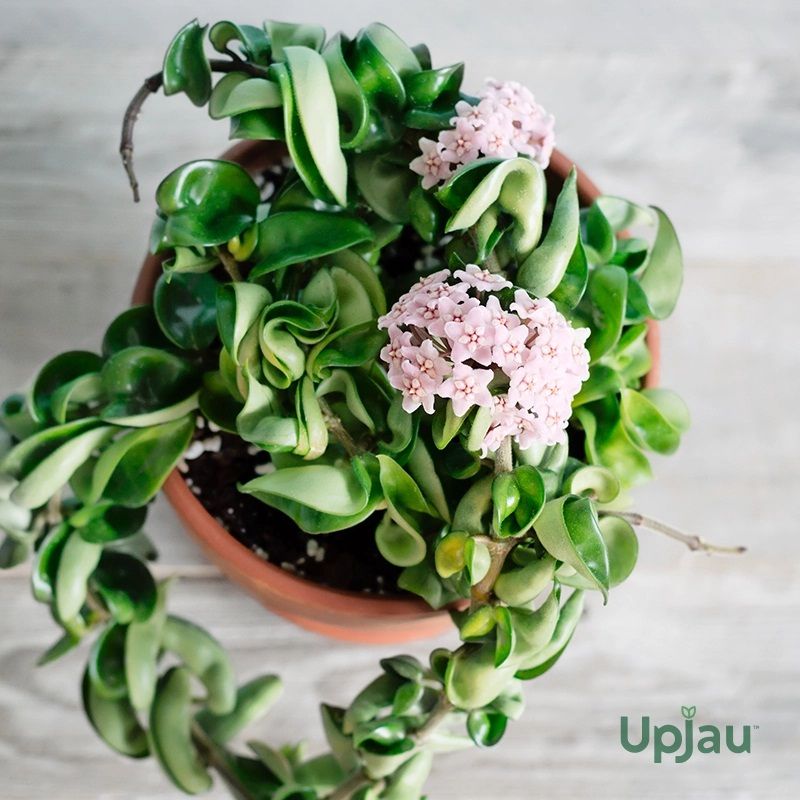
1,1,798,798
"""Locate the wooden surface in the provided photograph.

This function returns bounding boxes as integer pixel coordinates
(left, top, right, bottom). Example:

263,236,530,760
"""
1,2,798,798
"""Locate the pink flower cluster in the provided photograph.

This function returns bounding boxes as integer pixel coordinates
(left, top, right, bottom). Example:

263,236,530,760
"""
378,266,590,455
409,79,556,190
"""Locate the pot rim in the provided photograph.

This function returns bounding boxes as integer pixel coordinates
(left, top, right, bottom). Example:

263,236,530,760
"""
133,141,659,618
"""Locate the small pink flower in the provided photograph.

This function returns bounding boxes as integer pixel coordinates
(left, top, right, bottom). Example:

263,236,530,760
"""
509,290,557,324
453,98,497,129
480,117,518,159
399,362,437,414
515,408,548,450
437,363,494,417
410,138,452,189
439,117,486,165
530,323,573,363
402,339,450,388
380,325,414,370
492,324,529,374
507,361,543,409
427,296,479,338
485,295,522,345
454,264,512,292
445,305,495,365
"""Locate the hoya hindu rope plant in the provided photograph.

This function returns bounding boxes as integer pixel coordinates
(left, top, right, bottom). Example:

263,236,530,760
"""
0,17,745,800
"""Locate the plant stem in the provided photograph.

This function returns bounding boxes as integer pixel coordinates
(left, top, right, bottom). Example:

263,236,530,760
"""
494,435,513,475
411,694,455,743
325,769,372,800
120,59,269,202
318,397,360,458
470,537,519,606
603,511,747,555
191,722,256,800
215,246,244,282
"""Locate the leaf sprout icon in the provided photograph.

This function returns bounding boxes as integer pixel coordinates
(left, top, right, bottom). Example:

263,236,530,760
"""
681,705,697,719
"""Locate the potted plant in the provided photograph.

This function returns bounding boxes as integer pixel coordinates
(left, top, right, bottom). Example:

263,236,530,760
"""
0,17,743,799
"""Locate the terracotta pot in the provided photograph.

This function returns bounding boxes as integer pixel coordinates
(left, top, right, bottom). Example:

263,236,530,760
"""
132,142,659,644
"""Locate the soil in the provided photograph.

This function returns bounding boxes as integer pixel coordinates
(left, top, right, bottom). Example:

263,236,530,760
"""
180,418,403,595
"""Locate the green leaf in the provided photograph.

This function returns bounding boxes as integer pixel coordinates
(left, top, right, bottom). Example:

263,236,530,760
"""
102,306,171,357
31,521,70,603
209,21,270,64
515,590,585,679
162,246,220,277
595,196,655,232
326,249,387,316
375,511,426,568
91,551,158,623
638,208,683,320
493,554,555,607
31,351,103,424
125,581,168,711
405,63,463,107
265,20,326,60
55,530,102,622
281,46,349,206
562,465,620,504
0,393,40,440
353,151,416,224
408,184,445,243
572,364,623,407
305,321,385,382
74,504,148,544
197,675,283,744
251,211,372,277
154,271,220,351
491,466,546,538
228,108,285,141
451,475,493,535
583,202,616,264
381,751,433,800
620,388,688,455
11,425,116,509
0,536,28,569
82,669,149,758
216,282,271,360
322,34,370,149
517,167,580,297
100,346,198,425
493,606,516,667
509,590,560,660
535,496,610,601
240,455,382,533
577,402,652,489
209,73,281,119
155,160,261,248
161,616,236,715
467,710,508,747
352,23,420,112
445,643,517,710
37,631,81,666
88,623,129,699
440,158,547,259
150,667,213,793
586,264,628,361
162,19,211,106
378,453,437,531
87,415,195,507
558,515,638,589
